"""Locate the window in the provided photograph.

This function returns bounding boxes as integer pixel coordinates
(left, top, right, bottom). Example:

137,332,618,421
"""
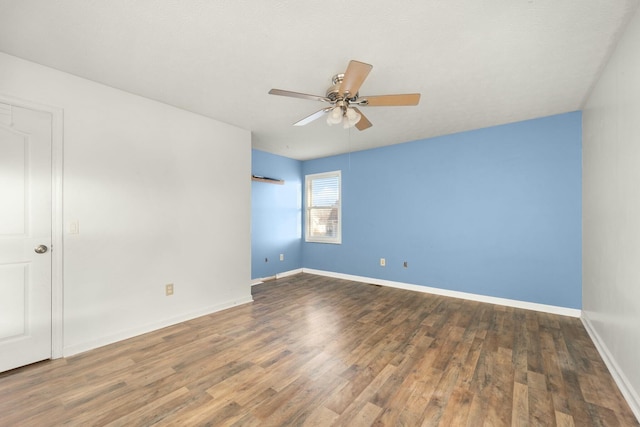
305,170,341,244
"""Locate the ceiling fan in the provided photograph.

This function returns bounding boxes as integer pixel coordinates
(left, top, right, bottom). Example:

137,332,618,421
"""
269,60,420,131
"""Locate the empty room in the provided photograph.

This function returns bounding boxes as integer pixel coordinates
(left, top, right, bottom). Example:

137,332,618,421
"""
1,1,639,425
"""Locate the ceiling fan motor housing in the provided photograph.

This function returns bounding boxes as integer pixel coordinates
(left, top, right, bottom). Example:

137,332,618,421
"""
327,74,358,104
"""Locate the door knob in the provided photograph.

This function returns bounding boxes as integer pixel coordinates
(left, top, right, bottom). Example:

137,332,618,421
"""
34,245,48,254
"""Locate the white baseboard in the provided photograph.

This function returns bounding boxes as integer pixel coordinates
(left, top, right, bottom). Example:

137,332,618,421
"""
581,313,640,422
302,268,581,318
63,295,254,357
276,268,303,279
251,268,303,285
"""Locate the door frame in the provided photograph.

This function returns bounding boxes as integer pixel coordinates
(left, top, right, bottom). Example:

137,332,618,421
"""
0,93,64,359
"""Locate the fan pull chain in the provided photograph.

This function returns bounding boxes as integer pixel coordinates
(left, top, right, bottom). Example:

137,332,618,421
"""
347,125,352,171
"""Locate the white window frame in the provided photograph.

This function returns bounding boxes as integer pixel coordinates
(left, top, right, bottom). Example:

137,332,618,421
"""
305,170,342,244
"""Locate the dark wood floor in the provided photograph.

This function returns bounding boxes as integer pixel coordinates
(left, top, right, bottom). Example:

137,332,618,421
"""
0,273,637,426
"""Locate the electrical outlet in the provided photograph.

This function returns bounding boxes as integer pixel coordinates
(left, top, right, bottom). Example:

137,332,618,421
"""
69,220,79,234
165,283,174,296
380,258,386,267
280,254,284,261
403,261,408,268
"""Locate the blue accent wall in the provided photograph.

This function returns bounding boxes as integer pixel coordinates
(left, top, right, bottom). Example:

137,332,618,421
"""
251,149,302,279
302,112,582,308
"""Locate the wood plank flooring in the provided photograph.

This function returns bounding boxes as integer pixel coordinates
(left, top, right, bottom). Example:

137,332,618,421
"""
1,273,638,426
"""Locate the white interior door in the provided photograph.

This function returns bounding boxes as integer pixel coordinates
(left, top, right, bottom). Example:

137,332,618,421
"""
0,104,52,372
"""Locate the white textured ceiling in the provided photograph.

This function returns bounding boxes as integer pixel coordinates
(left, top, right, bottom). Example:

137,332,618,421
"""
0,1,638,160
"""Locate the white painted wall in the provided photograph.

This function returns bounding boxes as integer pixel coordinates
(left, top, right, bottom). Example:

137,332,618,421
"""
0,52,252,356
582,7,640,419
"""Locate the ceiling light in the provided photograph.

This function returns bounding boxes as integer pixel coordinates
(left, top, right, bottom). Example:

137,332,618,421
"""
345,107,361,128
326,106,343,125
326,105,361,128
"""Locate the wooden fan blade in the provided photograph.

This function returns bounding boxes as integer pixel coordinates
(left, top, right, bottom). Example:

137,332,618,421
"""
352,108,372,131
339,60,373,97
269,89,330,103
293,108,333,126
362,93,421,106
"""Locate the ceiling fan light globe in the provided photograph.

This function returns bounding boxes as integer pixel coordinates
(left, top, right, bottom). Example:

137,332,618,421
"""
327,106,343,125
345,107,361,126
